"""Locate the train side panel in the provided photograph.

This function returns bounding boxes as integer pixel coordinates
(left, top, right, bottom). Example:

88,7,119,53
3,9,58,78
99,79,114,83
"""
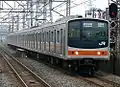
8,23,67,59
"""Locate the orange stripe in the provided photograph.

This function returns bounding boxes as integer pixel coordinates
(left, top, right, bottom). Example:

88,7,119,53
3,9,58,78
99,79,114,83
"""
68,50,109,56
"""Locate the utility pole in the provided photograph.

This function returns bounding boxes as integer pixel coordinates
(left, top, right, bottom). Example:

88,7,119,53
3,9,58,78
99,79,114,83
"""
108,0,119,74
116,0,120,56
109,0,119,52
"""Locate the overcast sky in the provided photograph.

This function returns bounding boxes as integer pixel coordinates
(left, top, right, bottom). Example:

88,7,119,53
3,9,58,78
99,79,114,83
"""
0,0,109,24
1,0,109,18
93,0,108,9
70,0,108,17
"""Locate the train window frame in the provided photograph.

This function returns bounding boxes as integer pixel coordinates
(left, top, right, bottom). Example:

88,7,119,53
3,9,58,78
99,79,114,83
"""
51,31,53,43
33,33,34,48
57,30,60,43
54,30,56,52
49,31,50,51
68,19,109,49
46,32,49,43
39,32,41,49
43,32,44,50
61,29,63,43
54,30,56,44
44,32,46,50
60,29,63,54
35,32,37,49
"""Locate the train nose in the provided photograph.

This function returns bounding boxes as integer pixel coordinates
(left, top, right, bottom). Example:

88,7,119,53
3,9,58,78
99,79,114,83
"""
83,59,95,65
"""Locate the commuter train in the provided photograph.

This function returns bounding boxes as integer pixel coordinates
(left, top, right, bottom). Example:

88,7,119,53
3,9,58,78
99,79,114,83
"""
7,16,110,75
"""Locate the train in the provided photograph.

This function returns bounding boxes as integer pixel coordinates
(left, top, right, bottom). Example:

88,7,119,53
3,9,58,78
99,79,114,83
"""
7,16,110,75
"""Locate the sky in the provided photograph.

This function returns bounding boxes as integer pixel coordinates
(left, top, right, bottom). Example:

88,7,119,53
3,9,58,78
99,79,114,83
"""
0,0,109,27
0,0,109,20
70,0,108,17
93,0,108,9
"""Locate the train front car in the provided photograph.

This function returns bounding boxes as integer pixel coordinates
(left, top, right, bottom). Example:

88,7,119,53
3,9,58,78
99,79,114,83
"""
67,18,110,75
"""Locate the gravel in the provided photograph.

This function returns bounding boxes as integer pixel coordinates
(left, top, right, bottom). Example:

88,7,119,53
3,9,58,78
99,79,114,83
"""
17,57,96,87
1,45,95,87
4,44,120,87
0,54,22,87
101,73,120,84
0,74,17,87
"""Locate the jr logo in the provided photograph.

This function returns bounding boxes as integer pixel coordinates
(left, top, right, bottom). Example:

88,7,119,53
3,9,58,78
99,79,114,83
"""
99,41,106,46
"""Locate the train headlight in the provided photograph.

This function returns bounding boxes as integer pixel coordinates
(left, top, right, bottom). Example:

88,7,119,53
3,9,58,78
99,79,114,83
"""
97,52,101,55
75,51,79,55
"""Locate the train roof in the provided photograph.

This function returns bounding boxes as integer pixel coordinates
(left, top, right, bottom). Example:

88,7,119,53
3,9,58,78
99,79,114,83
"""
67,17,109,23
8,16,108,35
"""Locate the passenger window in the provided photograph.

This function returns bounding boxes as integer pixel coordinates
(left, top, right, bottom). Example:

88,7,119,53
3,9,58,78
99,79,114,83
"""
49,31,50,43
42,33,43,42
51,31,53,42
47,32,48,42
54,30,56,43
44,32,46,42
40,32,42,43
61,29,63,43
43,32,45,42
57,31,60,43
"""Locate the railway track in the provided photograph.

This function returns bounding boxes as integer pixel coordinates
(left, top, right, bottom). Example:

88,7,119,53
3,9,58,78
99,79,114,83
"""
2,45,120,87
0,48,52,87
95,76,120,87
35,58,120,87
78,75,120,87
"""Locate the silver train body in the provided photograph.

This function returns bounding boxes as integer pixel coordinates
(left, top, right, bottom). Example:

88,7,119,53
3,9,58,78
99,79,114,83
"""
7,16,110,60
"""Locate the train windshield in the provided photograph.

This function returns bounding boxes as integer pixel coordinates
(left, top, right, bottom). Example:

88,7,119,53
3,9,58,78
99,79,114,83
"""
68,19,108,49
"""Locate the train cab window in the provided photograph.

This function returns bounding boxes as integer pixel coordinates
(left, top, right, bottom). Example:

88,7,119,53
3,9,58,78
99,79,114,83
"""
68,21,80,38
57,31,60,43
68,20,108,49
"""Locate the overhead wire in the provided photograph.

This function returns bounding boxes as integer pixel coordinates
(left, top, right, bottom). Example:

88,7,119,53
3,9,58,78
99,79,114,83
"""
58,0,96,12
